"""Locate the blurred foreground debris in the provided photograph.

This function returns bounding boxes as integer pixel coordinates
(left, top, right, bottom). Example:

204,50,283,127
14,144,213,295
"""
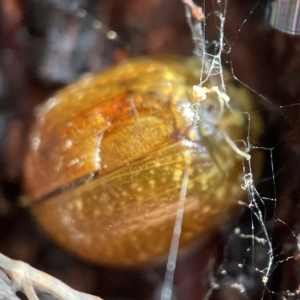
266,0,300,35
0,253,103,300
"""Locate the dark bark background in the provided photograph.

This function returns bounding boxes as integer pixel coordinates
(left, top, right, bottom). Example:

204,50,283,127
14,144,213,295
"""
1,0,300,299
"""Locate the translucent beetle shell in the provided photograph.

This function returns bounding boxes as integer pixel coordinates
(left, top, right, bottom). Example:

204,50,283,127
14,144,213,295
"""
23,57,262,267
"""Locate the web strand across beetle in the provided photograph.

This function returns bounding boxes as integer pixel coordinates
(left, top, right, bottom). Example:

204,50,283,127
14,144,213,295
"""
161,161,191,300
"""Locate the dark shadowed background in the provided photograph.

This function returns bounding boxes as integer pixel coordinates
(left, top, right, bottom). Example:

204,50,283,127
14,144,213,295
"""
1,0,300,299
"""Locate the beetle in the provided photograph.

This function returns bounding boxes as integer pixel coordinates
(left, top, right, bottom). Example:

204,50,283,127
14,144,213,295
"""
22,56,263,267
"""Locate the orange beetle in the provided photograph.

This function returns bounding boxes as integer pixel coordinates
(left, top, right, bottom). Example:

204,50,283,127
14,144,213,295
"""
23,57,262,267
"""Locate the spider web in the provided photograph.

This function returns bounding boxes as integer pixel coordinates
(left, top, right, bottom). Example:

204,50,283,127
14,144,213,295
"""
160,1,300,300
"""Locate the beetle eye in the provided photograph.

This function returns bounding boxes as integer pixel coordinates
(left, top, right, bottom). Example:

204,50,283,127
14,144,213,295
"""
197,96,221,135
